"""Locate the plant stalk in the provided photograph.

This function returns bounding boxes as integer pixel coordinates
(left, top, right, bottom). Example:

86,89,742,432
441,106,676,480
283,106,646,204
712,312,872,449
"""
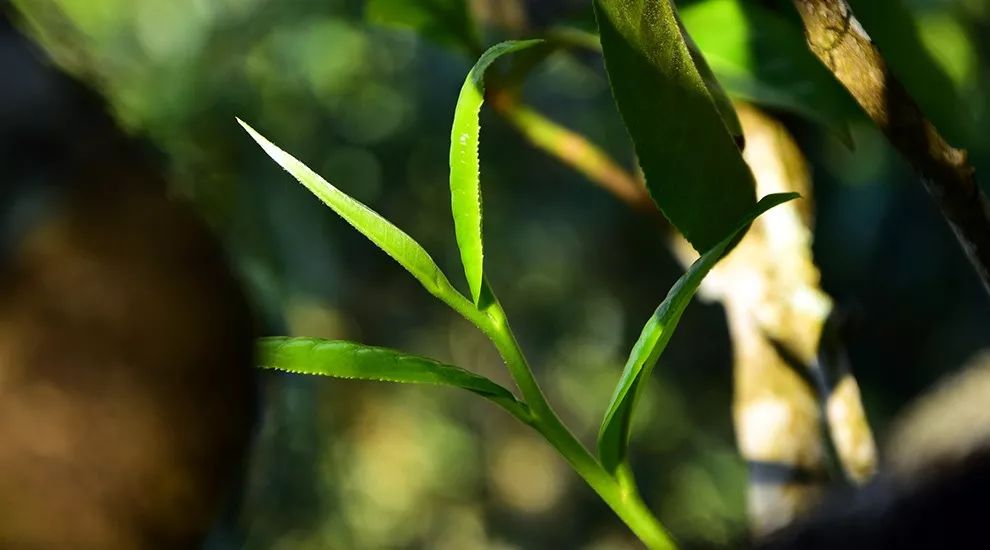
440,275,675,547
484,300,676,550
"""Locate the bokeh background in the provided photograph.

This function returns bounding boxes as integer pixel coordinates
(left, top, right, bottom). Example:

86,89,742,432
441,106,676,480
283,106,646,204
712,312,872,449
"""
6,0,990,547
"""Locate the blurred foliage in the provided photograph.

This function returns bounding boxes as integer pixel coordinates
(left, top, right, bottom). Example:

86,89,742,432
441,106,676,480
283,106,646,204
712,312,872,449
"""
9,0,990,547
366,0,481,54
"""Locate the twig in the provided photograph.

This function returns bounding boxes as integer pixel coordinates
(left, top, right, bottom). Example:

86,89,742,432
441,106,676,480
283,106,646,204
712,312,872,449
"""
792,0,990,297
488,89,657,214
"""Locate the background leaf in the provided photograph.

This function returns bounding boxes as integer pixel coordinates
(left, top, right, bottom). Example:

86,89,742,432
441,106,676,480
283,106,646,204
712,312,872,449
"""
259,337,530,421
449,40,542,304
239,119,459,302
365,0,480,55
597,192,798,473
679,0,859,145
594,0,757,252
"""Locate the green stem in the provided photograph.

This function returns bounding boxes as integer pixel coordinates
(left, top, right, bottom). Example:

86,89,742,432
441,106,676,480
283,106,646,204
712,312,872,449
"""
438,281,548,411
438,281,675,548
530,398,676,550
474,297,676,548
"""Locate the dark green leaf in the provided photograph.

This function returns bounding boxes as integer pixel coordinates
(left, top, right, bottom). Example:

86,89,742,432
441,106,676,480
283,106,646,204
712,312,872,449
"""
450,40,542,304
679,0,859,145
598,192,798,473
594,0,757,252
678,15,743,145
366,0,481,55
238,119,459,302
259,337,530,421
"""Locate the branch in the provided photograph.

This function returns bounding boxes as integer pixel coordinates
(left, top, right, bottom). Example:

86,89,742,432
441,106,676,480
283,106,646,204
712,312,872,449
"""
792,0,990,297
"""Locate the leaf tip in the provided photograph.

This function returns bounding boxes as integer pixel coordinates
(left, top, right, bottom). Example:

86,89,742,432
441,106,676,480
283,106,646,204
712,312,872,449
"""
470,277,482,305
235,118,292,172
764,191,802,205
236,117,266,145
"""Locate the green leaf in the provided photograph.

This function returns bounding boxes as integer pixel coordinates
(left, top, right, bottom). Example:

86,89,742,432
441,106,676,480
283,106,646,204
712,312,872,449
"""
258,337,530,421
450,40,543,304
594,0,757,253
679,0,859,145
678,15,743,146
597,192,798,473
366,0,481,55
238,119,458,301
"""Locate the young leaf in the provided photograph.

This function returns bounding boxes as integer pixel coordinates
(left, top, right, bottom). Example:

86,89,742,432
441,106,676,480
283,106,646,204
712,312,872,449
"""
594,0,757,253
679,0,859,145
597,192,798,473
258,337,530,422
449,40,542,304
238,119,458,302
366,0,481,55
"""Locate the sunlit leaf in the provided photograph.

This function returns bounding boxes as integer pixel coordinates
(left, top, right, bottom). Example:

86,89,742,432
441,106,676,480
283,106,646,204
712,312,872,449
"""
594,0,757,253
259,337,530,421
450,40,542,304
679,0,858,145
366,0,480,54
598,192,798,473
238,119,458,301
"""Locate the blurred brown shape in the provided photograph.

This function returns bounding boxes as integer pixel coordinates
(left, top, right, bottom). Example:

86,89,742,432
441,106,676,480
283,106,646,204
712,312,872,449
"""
885,350,990,477
0,14,256,548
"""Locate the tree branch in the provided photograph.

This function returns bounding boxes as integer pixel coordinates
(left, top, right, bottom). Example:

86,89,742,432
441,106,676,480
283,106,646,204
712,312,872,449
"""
792,0,990,297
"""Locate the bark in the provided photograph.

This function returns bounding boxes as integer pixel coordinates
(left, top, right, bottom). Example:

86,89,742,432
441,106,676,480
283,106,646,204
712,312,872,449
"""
792,0,990,297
